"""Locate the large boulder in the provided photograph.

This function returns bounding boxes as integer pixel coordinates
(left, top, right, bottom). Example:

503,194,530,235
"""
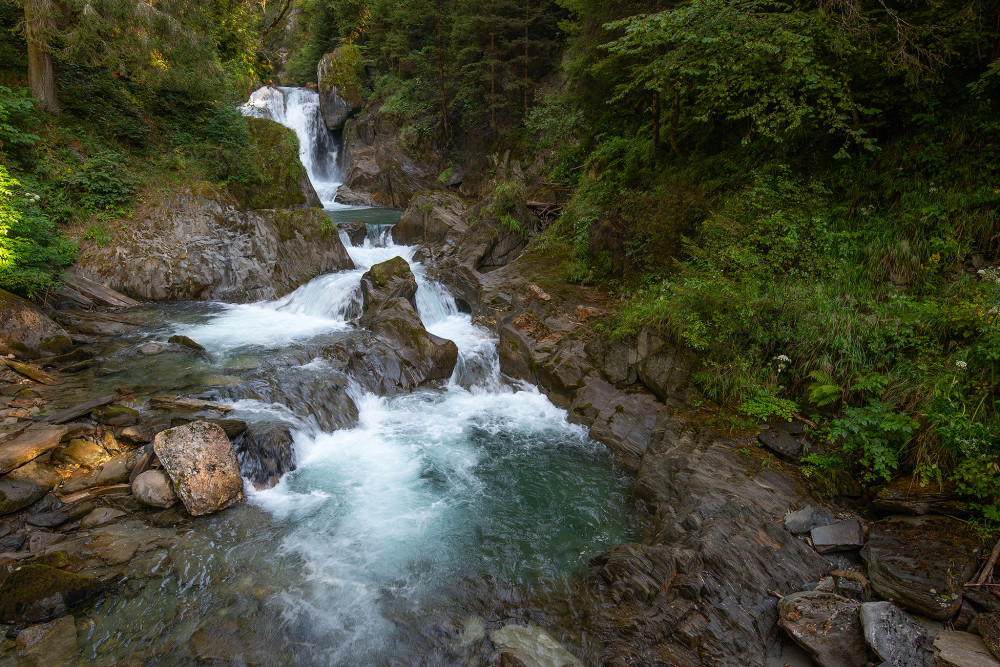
777,591,869,667
317,45,363,131
862,515,979,620
356,298,458,390
77,185,354,302
0,424,68,475
152,421,244,516
392,192,469,246
360,256,418,311
0,288,70,359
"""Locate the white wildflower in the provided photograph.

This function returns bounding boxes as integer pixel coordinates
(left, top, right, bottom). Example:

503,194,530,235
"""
776,354,791,363
956,360,968,369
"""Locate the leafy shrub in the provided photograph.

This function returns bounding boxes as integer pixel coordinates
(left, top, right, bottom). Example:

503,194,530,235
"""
827,403,918,482
64,150,138,213
0,86,39,154
0,166,77,297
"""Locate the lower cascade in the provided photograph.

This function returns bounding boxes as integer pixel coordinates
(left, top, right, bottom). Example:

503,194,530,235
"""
29,88,634,664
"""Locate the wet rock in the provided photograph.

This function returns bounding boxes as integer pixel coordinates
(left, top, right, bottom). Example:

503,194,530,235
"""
811,519,865,553
337,220,368,246
190,616,294,665
50,310,142,338
784,504,836,534
317,46,362,131
583,326,693,403
28,531,65,555
0,532,26,551
234,423,296,490
76,185,354,303
0,288,70,359
4,360,59,386
167,335,205,351
45,348,93,368
862,516,979,620
207,419,248,439
91,404,139,427
582,417,829,665
489,623,583,667
355,299,458,390
392,191,469,246
153,421,243,516
0,424,69,474
54,439,108,467
0,462,60,515
569,375,661,471
977,612,1000,660
26,502,95,528
38,335,73,355
777,591,868,667
60,452,132,493
78,507,126,528
360,257,419,312
934,631,1000,666
0,563,103,623
860,601,933,666
758,428,803,459
15,614,77,665
131,470,178,509
118,423,159,446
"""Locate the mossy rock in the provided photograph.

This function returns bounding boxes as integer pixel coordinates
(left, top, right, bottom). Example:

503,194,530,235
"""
0,564,104,623
167,335,205,352
318,44,363,106
39,335,73,355
229,117,311,211
48,348,93,367
92,405,139,427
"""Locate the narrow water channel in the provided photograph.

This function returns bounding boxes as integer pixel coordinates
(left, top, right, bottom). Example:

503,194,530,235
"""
56,88,636,664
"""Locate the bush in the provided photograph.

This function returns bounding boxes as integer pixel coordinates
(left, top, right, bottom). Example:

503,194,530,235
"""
63,150,138,213
0,166,77,297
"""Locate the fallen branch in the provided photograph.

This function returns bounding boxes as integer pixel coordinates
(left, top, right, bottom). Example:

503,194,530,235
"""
973,537,1000,586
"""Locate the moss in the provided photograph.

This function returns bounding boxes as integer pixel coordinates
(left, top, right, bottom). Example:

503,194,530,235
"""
317,45,363,105
39,335,73,355
0,564,104,623
92,404,139,427
228,117,309,210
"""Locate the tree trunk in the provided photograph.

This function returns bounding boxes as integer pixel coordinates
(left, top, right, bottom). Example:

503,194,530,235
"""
24,0,59,112
651,91,661,158
523,0,529,120
490,31,497,138
436,3,450,142
669,87,682,157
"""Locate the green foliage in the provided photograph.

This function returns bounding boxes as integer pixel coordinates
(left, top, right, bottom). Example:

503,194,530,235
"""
603,0,876,155
739,387,797,423
63,150,138,213
827,403,918,482
807,370,842,408
0,166,76,297
0,86,39,153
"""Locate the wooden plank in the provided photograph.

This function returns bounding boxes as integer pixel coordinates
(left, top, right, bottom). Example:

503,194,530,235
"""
3,360,60,385
42,394,116,424
0,423,69,474
149,395,234,413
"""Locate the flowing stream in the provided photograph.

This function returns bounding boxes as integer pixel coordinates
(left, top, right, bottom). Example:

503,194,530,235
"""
55,88,635,664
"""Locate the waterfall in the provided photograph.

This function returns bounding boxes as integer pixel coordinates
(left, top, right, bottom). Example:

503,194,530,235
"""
242,86,346,207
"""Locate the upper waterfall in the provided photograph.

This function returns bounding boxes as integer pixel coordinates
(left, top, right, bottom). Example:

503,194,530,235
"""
243,86,347,208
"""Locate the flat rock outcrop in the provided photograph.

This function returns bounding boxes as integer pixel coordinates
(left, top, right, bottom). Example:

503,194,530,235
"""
78,185,353,302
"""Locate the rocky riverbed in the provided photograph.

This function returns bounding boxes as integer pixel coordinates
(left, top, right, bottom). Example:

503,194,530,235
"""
0,85,991,666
